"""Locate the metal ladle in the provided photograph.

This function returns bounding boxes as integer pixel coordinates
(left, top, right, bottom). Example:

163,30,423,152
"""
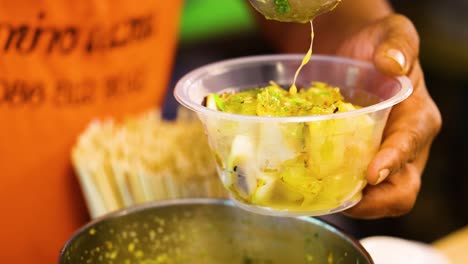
249,0,342,23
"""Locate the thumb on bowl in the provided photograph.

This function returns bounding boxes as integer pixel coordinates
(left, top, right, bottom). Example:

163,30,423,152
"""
373,14,420,76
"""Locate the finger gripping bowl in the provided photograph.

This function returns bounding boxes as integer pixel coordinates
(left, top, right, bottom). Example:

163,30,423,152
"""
174,55,412,217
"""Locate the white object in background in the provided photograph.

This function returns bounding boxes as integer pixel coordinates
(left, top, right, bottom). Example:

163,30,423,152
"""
360,236,452,264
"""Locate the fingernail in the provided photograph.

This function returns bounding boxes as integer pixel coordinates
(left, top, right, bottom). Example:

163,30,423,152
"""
376,169,390,184
386,49,406,73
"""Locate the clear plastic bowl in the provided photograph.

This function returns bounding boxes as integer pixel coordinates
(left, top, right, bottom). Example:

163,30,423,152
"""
174,54,412,217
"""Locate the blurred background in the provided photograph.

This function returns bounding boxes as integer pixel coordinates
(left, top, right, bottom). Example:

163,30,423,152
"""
163,0,468,243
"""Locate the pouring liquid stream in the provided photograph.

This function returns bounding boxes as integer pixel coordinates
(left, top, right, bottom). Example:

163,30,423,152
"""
289,20,314,95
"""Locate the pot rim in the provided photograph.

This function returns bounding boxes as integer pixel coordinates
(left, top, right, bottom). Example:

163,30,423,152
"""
60,198,374,263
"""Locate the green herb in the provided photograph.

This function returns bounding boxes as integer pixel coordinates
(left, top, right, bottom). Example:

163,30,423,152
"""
213,94,226,111
274,0,290,14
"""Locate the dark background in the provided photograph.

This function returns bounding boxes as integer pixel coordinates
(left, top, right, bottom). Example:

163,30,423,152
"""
165,0,468,243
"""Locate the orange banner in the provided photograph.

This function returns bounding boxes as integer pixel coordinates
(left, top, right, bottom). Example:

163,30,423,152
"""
0,1,183,262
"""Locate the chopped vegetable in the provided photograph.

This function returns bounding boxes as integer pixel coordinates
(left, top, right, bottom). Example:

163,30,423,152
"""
203,82,377,211
274,0,291,14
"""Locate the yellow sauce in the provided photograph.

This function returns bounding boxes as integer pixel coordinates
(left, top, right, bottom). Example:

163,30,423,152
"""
290,20,314,95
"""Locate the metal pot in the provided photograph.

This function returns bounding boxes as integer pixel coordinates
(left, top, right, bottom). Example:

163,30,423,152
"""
60,199,373,263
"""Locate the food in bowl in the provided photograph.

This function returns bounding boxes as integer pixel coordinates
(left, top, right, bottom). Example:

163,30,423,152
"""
174,54,413,216
202,81,376,213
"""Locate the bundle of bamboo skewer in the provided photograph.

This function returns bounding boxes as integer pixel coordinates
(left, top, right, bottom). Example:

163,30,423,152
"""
72,109,227,218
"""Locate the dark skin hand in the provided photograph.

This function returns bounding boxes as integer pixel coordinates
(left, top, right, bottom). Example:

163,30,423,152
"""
254,0,442,219
336,14,442,219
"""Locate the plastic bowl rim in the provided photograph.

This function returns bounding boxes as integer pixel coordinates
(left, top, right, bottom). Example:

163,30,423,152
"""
174,54,413,123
